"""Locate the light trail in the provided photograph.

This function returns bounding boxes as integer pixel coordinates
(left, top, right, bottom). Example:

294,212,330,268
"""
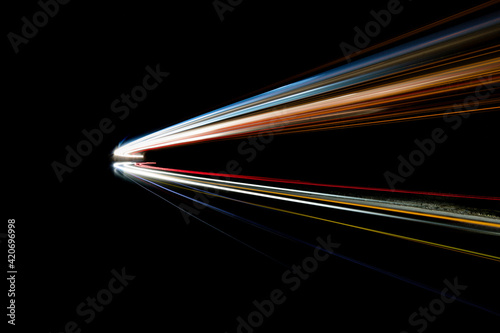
115,162,500,238
113,13,500,157
121,172,500,317
136,164,500,201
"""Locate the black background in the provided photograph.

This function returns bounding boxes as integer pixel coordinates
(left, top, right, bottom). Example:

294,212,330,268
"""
4,0,500,332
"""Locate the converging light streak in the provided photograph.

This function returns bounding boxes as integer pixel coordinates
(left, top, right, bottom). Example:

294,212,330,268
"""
114,162,500,234
114,13,500,157
114,163,500,264
123,171,500,317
